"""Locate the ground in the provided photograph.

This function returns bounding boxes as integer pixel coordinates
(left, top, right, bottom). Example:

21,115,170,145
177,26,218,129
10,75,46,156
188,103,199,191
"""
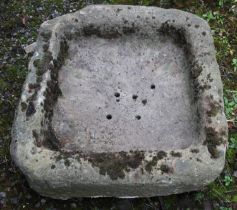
0,0,237,209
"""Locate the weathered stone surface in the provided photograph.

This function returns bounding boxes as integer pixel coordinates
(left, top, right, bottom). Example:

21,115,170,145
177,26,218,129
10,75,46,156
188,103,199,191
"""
11,5,228,199
24,42,37,54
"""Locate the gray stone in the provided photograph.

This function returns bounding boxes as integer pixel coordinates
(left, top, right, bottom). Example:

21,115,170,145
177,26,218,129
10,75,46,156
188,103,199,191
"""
11,5,228,199
24,42,37,54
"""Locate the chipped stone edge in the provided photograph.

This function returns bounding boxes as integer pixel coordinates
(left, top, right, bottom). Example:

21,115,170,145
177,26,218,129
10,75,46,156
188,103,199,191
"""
24,42,37,54
11,5,228,199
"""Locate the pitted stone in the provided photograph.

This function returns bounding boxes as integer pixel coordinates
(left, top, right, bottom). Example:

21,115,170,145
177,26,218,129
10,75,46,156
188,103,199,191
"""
53,34,199,153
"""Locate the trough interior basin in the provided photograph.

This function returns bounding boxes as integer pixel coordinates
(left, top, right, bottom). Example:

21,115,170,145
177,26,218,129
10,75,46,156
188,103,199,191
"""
51,33,199,153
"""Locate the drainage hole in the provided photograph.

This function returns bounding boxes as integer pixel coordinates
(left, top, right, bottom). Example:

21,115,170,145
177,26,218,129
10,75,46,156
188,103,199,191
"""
106,114,112,120
114,92,120,97
150,84,155,89
142,99,147,105
132,94,138,100
135,115,141,120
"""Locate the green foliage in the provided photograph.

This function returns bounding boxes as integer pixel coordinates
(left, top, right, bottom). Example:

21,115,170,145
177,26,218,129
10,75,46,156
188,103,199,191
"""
232,58,237,71
194,192,205,203
224,91,237,120
218,0,225,7
202,11,216,22
202,11,224,24
223,175,233,186
229,137,237,149
219,207,233,210
226,134,237,167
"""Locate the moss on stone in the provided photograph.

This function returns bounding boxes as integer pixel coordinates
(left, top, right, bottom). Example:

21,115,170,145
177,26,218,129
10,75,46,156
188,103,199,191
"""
26,101,36,117
204,127,224,159
32,129,42,147
207,101,222,117
37,52,53,76
190,149,199,153
64,159,71,167
20,102,27,112
39,31,52,41
170,151,182,157
160,164,172,173
55,150,145,180
87,151,145,180
28,83,40,90
33,59,41,69
145,151,167,172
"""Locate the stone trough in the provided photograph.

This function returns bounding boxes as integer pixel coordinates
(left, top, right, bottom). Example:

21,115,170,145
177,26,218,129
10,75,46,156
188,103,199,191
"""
11,5,228,199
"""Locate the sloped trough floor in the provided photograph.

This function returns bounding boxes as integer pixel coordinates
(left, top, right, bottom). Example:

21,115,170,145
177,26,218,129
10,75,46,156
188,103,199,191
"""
53,34,199,153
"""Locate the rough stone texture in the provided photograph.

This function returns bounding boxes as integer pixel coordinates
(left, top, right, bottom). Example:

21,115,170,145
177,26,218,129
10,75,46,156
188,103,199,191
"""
11,5,228,199
54,33,199,153
24,42,37,54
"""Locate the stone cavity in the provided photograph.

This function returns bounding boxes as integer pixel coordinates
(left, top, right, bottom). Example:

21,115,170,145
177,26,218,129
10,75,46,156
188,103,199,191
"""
53,34,199,153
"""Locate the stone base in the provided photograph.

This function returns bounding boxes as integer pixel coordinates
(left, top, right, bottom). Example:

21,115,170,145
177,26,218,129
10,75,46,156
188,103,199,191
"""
11,5,227,199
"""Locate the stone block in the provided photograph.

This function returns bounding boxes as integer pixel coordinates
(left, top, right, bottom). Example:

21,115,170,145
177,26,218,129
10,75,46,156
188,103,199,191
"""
11,5,228,199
